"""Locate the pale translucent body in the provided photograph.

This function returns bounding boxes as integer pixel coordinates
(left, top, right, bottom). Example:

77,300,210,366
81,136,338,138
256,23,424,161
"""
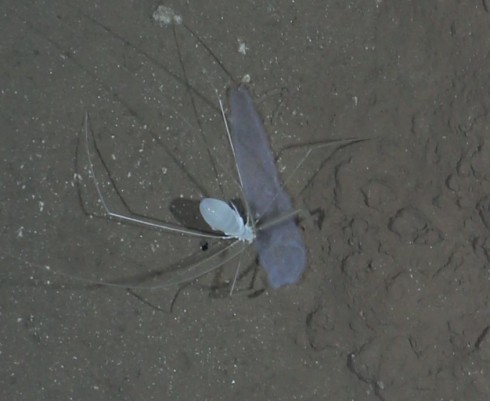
199,198,254,243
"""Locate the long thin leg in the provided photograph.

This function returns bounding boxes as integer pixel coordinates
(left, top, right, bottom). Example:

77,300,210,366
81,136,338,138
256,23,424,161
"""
83,113,224,239
217,98,255,230
256,137,372,226
37,237,248,290
229,259,241,296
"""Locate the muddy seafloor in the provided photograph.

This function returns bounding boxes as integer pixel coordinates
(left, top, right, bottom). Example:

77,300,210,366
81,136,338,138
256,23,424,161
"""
1,1,490,400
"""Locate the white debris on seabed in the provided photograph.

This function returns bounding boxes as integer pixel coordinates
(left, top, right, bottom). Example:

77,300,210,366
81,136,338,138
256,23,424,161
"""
73,173,82,182
16,226,24,238
152,5,183,26
241,74,251,84
238,39,248,55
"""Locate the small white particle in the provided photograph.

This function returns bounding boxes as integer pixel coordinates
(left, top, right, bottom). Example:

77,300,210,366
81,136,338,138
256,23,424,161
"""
73,173,82,182
241,74,251,84
238,40,248,55
153,5,183,26
16,226,24,238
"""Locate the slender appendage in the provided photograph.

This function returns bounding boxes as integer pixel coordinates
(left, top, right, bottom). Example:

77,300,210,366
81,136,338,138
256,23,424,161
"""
257,137,368,225
217,98,255,231
83,113,224,239
229,259,241,296
37,238,248,290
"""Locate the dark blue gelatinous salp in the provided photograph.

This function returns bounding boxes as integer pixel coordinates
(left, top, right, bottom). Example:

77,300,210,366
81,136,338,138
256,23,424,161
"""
228,86,307,288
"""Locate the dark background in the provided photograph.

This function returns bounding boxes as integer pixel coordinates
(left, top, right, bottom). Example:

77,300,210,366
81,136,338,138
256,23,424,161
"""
2,1,490,400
